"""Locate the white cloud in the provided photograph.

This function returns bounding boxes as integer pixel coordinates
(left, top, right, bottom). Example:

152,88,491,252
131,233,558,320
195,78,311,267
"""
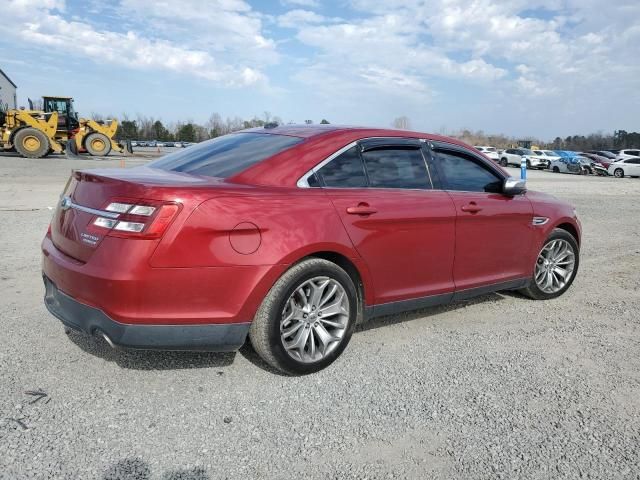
277,9,330,28
280,0,320,8
1,0,275,86
287,0,639,115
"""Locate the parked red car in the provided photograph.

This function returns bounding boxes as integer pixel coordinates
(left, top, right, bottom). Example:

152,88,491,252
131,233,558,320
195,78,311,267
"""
42,125,581,374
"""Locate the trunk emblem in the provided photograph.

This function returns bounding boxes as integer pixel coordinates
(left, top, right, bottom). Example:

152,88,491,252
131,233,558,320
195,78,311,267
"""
60,196,72,211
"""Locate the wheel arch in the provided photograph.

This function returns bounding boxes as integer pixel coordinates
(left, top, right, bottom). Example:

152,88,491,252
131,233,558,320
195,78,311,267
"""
302,251,368,323
555,222,580,246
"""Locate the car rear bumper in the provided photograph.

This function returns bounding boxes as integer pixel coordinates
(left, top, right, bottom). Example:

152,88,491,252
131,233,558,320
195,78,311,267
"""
41,234,285,327
43,275,250,351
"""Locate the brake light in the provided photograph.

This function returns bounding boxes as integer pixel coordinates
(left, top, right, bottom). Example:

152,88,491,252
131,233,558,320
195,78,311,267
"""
90,199,180,239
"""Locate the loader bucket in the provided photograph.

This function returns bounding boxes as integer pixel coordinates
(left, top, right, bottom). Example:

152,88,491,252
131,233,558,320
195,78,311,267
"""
119,140,133,155
65,139,80,159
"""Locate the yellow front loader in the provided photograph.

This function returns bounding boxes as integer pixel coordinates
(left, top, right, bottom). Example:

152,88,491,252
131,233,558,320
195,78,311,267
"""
0,108,64,158
0,96,131,159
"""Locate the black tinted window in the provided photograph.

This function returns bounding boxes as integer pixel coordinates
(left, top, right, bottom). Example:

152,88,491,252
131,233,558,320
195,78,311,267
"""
436,150,502,192
362,148,430,189
317,146,367,187
149,133,302,178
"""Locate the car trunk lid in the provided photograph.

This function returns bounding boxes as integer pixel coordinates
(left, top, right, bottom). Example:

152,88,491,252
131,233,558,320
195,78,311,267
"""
49,167,220,262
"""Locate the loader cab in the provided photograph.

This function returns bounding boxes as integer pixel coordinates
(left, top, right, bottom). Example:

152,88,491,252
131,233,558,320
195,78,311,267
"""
42,96,79,132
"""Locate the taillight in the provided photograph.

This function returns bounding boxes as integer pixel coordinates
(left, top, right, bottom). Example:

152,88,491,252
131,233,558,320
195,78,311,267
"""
89,199,180,239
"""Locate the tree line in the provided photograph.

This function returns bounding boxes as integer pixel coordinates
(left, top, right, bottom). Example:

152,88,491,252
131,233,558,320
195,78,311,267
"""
392,117,639,150
443,128,640,150
103,110,639,149
104,112,331,142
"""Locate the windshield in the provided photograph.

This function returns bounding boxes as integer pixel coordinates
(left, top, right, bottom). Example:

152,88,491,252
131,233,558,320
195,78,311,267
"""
522,149,535,155
543,151,556,156
149,133,303,178
485,147,496,152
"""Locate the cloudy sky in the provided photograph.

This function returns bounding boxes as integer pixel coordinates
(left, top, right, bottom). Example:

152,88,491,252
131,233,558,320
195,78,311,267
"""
1,0,638,139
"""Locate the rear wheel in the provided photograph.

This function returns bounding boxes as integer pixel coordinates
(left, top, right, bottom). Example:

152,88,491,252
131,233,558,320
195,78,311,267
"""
84,132,112,156
520,229,579,300
249,258,358,375
614,168,624,178
14,128,50,159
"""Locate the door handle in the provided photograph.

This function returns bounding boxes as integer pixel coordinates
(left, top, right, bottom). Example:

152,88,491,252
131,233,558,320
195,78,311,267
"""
461,202,482,213
346,203,377,216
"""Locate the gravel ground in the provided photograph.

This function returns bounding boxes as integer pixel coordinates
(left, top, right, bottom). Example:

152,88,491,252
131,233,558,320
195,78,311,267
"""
0,156,639,479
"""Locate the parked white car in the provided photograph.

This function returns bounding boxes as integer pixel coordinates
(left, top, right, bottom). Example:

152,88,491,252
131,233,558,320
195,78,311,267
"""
499,148,550,169
474,146,500,161
615,149,640,161
608,158,640,178
533,150,561,162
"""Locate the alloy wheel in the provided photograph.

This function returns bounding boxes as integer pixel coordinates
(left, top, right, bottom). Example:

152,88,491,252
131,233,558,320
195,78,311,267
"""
280,276,350,363
534,239,576,294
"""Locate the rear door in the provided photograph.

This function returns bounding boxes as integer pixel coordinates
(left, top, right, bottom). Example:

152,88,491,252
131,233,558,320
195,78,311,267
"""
312,139,456,305
429,142,534,291
626,158,640,175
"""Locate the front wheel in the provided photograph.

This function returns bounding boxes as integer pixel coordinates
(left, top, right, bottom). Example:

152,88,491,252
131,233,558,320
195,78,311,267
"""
614,168,624,178
500,158,508,167
84,132,112,156
249,258,358,375
14,127,51,158
520,229,579,300
552,166,560,173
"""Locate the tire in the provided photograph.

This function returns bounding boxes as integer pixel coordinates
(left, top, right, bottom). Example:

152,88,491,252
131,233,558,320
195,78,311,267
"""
84,132,112,156
249,258,358,375
526,160,531,169
520,228,579,300
500,158,508,167
552,166,560,173
14,128,50,159
614,168,624,178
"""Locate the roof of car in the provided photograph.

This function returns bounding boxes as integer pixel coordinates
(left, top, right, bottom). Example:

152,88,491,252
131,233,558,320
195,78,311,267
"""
230,124,491,186
240,124,472,146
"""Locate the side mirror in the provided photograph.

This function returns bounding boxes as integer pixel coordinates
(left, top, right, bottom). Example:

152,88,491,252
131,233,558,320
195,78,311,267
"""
503,177,526,196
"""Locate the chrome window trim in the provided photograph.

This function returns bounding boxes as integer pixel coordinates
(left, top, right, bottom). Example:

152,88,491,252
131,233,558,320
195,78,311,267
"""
296,137,434,189
297,141,359,188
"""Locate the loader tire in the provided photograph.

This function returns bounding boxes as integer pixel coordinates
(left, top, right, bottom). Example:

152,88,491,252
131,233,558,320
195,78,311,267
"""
14,128,50,159
85,133,112,157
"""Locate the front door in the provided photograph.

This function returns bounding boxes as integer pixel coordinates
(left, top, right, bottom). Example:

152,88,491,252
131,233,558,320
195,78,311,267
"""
313,141,457,305
430,143,534,291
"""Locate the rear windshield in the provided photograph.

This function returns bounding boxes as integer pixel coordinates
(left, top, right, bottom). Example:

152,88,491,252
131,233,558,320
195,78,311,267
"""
148,132,303,178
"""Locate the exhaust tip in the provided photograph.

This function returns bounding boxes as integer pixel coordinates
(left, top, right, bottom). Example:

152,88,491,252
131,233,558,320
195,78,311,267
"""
96,330,116,349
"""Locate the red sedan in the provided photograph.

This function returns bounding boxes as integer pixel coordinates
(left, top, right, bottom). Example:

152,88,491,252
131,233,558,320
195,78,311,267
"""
42,125,581,374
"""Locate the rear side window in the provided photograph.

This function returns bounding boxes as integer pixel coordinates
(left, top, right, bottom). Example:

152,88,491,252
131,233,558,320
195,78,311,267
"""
362,148,430,189
149,133,303,178
317,146,367,187
435,150,502,192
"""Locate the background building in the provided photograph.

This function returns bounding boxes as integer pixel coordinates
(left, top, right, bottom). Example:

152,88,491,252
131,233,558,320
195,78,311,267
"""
0,68,17,111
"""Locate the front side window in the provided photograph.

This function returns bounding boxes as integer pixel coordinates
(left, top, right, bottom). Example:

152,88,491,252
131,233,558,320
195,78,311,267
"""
362,148,430,189
149,133,303,178
316,146,367,187
435,150,502,192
